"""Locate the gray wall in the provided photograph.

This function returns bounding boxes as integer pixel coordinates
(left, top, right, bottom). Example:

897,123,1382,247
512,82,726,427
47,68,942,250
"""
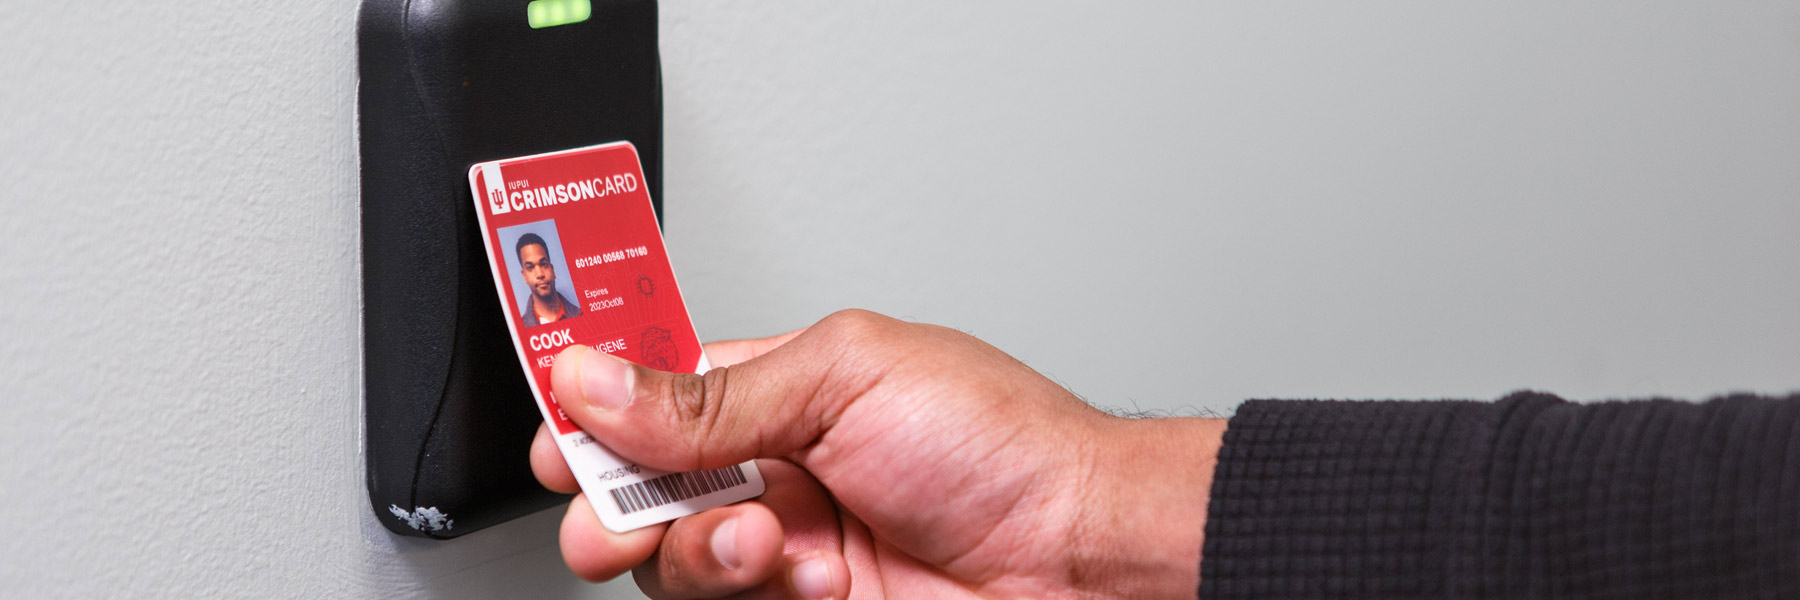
3,1,1796,597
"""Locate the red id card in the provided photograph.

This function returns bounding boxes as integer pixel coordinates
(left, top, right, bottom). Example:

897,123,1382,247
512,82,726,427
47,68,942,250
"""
469,141,763,532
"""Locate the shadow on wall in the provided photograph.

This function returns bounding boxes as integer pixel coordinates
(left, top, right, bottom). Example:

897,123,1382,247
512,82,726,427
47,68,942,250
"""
357,504,635,598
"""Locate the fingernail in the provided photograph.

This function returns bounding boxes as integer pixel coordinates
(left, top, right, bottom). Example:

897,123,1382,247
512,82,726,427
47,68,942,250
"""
710,517,741,570
790,556,834,600
578,348,633,412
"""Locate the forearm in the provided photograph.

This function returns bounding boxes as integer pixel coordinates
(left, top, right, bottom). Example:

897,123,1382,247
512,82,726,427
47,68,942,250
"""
1200,391,1800,599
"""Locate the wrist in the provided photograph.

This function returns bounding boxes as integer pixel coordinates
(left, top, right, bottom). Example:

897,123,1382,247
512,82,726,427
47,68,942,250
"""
1070,415,1227,599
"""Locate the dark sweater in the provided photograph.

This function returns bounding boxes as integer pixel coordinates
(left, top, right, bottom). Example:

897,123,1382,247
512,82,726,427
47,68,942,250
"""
1200,391,1800,599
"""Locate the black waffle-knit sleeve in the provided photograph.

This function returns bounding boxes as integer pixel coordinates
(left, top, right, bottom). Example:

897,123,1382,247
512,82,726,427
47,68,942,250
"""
1199,391,1800,599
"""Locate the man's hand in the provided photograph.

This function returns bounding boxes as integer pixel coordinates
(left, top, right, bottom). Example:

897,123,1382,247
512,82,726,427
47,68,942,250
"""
529,309,1226,599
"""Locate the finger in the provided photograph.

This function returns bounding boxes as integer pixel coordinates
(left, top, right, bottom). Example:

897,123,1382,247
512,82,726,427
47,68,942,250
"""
717,552,853,600
553,310,897,472
631,461,848,600
751,459,843,557
559,494,666,582
701,327,808,368
633,503,786,599
778,551,852,600
756,460,852,600
530,423,579,494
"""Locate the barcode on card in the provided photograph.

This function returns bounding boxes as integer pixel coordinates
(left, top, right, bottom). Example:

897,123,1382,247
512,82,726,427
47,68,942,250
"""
609,465,749,515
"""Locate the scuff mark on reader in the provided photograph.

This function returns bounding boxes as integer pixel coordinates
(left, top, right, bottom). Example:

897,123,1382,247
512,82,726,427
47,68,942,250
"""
389,505,454,532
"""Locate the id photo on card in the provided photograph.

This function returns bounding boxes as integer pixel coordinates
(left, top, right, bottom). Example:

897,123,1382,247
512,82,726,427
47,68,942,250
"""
497,220,581,329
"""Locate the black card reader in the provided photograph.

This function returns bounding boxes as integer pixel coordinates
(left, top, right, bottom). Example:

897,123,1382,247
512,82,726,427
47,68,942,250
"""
358,0,663,539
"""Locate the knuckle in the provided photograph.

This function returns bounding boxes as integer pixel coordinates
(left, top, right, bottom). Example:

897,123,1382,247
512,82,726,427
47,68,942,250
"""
818,308,896,342
662,368,732,450
566,551,627,583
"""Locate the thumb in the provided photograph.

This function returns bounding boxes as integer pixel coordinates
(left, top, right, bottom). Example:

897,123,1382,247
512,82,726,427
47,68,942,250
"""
550,312,886,472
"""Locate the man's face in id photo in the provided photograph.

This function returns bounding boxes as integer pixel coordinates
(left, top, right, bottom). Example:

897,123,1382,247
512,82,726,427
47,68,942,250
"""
519,239,556,302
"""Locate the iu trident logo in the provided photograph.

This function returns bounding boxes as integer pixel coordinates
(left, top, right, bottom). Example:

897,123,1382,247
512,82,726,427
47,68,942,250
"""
488,187,510,215
482,163,510,215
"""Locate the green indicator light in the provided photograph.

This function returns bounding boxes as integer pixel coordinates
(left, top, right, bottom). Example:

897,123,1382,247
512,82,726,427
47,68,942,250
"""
527,0,591,29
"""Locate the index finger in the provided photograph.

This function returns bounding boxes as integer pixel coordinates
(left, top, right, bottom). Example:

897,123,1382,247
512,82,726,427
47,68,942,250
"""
701,327,808,368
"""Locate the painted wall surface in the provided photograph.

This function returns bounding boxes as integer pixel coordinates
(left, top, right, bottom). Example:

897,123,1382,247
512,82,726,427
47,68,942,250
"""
2,2,1796,597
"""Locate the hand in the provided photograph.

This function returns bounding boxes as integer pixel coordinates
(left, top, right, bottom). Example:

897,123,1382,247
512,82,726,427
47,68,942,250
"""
530,310,1226,599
